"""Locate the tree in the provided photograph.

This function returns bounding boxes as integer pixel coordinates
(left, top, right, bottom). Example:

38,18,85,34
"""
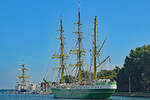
117,45,150,92
64,75,75,83
97,66,120,80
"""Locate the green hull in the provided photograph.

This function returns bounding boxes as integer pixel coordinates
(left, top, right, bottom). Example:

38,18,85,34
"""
51,88,116,99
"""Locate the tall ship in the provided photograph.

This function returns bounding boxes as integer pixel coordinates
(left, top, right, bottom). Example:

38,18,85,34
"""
16,61,30,92
15,62,40,93
51,5,117,99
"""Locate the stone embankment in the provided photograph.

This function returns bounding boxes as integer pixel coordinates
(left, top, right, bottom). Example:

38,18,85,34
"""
113,92,150,97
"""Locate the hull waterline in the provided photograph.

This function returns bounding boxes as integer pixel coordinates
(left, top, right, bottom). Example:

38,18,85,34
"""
52,88,116,99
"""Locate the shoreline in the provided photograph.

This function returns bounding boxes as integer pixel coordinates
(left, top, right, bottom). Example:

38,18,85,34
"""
113,92,150,97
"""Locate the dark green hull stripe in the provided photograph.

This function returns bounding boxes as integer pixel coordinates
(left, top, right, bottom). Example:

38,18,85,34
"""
52,88,116,99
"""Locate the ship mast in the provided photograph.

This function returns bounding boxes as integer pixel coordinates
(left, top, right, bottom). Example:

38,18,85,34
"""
93,16,97,80
52,16,67,84
70,3,85,84
77,4,82,83
60,16,65,83
93,16,110,80
17,61,30,90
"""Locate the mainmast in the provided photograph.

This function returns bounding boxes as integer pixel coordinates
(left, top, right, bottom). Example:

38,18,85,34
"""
94,16,97,80
70,4,85,84
52,16,67,84
17,61,30,90
77,5,82,83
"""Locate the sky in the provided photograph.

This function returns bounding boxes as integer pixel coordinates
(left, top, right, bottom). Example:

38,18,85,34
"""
0,0,150,89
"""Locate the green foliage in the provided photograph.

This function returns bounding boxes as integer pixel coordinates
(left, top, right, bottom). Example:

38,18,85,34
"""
97,66,120,80
64,67,120,83
73,70,94,82
64,75,75,83
117,45,150,92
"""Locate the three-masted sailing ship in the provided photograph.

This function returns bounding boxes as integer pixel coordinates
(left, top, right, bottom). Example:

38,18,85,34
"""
51,5,117,99
16,62,30,92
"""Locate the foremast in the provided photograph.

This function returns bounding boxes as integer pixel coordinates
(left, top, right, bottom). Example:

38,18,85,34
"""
17,61,30,90
52,16,68,84
60,17,65,83
70,5,85,84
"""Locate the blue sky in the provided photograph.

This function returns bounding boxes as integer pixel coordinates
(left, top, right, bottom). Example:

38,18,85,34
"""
0,0,150,89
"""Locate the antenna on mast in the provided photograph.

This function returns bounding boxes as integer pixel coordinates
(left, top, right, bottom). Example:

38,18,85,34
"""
78,0,80,14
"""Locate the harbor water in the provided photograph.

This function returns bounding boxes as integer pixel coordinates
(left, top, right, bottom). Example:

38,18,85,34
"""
0,94,150,100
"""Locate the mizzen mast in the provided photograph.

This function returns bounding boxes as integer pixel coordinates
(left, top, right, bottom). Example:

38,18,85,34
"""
93,16,97,80
93,16,110,80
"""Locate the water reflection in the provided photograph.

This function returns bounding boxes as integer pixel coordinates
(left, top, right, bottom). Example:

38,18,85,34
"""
54,96,150,100
53,99,110,100
0,94,150,100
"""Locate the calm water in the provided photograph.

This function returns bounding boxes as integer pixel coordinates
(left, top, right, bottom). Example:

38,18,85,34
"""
0,94,150,100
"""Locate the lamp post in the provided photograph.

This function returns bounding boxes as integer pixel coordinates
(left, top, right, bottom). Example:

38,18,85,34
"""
129,75,131,94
